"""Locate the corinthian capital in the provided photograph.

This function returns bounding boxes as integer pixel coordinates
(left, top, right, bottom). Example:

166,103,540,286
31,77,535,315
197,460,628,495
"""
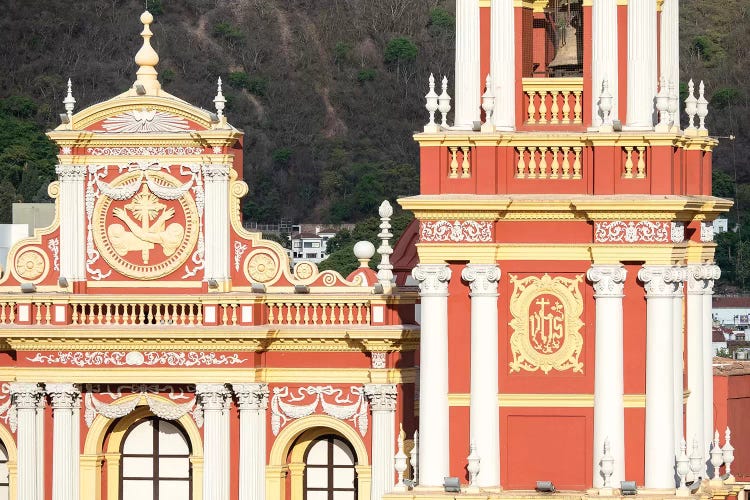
195,383,230,410
412,264,451,297
586,265,627,297
461,264,501,296
9,383,44,410
55,164,87,181
364,384,397,412
46,383,81,409
637,265,683,297
201,163,230,181
233,383,269,411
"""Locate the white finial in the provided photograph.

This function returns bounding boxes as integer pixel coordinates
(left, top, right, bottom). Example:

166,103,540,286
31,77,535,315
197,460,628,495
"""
668,79,679,132
710,429,724,481
598,77,613,132
424,74,439,133
676,438,690,496
214,77,227,120
133,10,161,95
688,437,704,483
697,81,709,136
377,200,394,291
63,78,76,128
685,79,698,136
723,427,735,483
393,425,408,491
599,437,614,495
438,76,451,129
353,241,375,268
467,441,481,493
481,74,496,133
655,76,670,132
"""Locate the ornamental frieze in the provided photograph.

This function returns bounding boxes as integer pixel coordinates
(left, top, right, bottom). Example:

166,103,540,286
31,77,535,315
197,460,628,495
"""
26,351,248,368
420,220,493,243
508,274,585,375
270,386,368,436
593,221,684,244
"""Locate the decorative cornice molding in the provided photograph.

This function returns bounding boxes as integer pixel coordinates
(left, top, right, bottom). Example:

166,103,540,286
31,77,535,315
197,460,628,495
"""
364,384,397,412
461,264,501,296
586,265,627,298
55,164,87,181
412,264,452,297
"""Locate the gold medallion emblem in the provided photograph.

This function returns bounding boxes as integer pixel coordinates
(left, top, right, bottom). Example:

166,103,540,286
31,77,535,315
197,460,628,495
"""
508,274,584,374
93,171,198,279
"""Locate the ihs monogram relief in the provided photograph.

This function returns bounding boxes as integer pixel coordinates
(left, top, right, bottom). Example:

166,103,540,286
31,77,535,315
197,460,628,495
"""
508,274,584,375
90,166,201,280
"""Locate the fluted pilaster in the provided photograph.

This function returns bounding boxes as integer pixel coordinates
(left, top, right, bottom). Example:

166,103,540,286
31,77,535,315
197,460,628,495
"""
234,383,268,500
196,383,231,500
365,384,398,500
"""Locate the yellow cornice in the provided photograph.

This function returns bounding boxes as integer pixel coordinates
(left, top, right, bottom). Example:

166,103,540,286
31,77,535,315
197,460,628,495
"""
685,241,717,264
590,245,688,265
48,129,243,150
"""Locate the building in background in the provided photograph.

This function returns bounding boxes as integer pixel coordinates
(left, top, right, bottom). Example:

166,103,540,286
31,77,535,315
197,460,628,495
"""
289,226,339,264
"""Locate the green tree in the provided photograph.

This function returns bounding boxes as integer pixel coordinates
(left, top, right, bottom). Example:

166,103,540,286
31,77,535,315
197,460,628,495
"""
384,37,418,65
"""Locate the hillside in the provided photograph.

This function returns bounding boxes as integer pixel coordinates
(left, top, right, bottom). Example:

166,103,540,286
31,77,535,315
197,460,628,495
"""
2,0,750,284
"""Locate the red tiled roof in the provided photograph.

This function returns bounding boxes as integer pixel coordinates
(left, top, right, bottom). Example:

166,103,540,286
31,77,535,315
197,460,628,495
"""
713,296,750,308
714,357,750,376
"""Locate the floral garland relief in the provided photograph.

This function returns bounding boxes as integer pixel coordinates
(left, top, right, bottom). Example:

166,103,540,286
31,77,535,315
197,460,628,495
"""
271,386,368,436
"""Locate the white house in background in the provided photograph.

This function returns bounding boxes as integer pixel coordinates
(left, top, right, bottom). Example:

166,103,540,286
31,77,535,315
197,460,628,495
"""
713,217,729,234
289,227,337,264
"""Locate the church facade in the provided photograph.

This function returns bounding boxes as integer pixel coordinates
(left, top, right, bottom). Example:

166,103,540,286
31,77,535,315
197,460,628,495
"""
0,1,743,500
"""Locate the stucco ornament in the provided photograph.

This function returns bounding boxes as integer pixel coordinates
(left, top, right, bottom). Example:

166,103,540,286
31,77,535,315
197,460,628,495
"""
92,169,199,279
15,248,46,280
101,109,190,133
270,386,368,437
246,251,279,283
508,273,585,374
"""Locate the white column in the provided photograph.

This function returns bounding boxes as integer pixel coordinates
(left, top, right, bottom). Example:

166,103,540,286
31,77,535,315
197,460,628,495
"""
411,264,451,487
592,0,619,127
638,265,680,489
10,383,43,500
365,384,398,500
203,164,230,286
587,265,627,488
233,383,268,500
454,0,481,129
659,0,680,115
702,265,721,462
491,0,515,130
196,383,230,500
47,384,80,500
462,264,501,488
56,165,86,281
36,391,45,500
626,0,657,129
672,268,686,454
686,265,707,476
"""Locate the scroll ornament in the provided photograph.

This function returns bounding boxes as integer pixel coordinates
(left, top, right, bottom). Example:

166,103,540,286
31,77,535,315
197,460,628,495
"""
271,386,368,436
84,385,202,428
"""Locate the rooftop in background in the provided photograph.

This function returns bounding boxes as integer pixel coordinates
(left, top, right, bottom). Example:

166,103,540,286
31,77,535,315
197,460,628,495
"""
714,356,750,376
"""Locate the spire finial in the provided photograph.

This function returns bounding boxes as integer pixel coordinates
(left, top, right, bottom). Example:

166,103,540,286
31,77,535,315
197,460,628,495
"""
134,10,161,95
214,77,227,121
63,78,76,128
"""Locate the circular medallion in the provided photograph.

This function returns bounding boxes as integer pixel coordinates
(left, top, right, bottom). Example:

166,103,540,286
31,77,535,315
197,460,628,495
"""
294,261,317,281
15,248,47,281
93,171,199,280
246,251,279,284
125,351,145,366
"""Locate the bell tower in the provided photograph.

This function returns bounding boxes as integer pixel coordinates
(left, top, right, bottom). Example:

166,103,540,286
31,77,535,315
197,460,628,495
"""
398,0,731,494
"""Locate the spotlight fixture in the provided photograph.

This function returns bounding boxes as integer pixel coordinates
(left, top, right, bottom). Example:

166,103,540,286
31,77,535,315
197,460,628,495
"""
443,477,461,493
612,120,623,132
208,112,220,123
620,481,637,496
294,285,310,294
373,283,384,294
535,481,556,493
58,276,69,288
207,279,219,289
135,83,147,95
20,283,36,293
251,283,266,294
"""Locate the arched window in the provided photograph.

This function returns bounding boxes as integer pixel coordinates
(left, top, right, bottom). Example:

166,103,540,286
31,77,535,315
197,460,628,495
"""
120,417,192,500
0,441,8,500
303,435,357,500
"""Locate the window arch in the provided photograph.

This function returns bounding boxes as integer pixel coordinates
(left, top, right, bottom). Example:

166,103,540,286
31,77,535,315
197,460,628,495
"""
0,440,8,500
303,434,357,500
119,416,192,500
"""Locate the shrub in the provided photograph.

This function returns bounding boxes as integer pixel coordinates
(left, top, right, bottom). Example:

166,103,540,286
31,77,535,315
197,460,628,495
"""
711,87,743,109
226,72,268,97
357,69,376,83
429,8,455,29
227,71,250,89
160,68,176,85
213,22,245,43
272,147,293,165
384,37,418,65
334,42,352,64
148,0,164,15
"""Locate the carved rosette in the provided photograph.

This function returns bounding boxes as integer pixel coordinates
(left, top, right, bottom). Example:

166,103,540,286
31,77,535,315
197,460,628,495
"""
46,383,81,409
364,384,397,412
233,383,269,411
461,264,501,297
14,248,48,282
370,352,387,369
9,382,44,410
196,383,231,411
420,220,493,243
637,266,684,297
508,274,585,375
586,265,627,298
412,264,452,297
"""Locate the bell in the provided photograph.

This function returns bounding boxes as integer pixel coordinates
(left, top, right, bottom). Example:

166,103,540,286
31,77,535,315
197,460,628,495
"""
549,23,579,69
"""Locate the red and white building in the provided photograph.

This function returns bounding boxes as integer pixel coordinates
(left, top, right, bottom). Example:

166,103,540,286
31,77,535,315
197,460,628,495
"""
0,2,744,500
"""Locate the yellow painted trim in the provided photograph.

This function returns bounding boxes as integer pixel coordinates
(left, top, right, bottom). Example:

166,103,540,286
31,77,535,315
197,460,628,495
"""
85,280,204,289
268,415,370,500
479,0,490,6
522,77,584,92
446,393,655,408
0,424,18,500
82,394,203,500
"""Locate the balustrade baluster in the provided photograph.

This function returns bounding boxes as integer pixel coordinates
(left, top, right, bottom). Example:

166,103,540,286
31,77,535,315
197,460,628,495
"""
311,303,319,324
231,304,238,325
356,304,363,324
44,302,51,325
551,91,560,123
9,304,15,324
321,303,329,324
34,304,41,325
636,146,646,178
573,91,582,123
539,147,549,178
562,146,571,178
550,147,560,179
528,147,538,178
285,303,293,324
517,147,526,178
563,91,572,123
538,91,548,124
527,91,537,124
623,147,634,178
365,304,371,324
302,304,310,325
449,147,459,178
573,147,582,179
1,303,8,324
460,147,470,178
